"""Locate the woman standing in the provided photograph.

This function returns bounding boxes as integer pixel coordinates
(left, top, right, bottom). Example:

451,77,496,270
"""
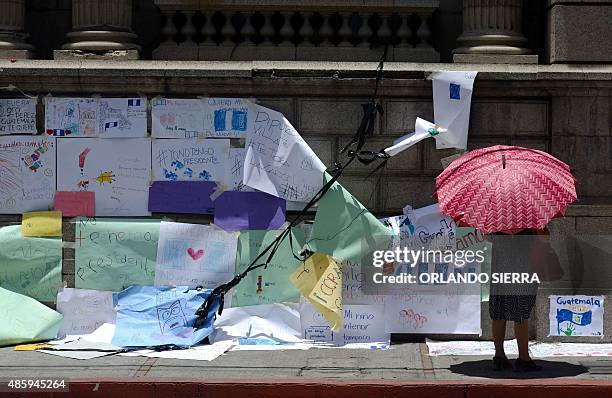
489,228,547,372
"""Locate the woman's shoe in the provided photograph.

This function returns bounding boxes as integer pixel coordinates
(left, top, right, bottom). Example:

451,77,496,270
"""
493,356,512,371
515,358,543,372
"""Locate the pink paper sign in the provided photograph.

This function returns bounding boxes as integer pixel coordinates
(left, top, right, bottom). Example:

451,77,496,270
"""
54,191,95,217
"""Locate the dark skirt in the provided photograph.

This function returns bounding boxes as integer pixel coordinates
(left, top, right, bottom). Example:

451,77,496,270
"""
489,294,536,322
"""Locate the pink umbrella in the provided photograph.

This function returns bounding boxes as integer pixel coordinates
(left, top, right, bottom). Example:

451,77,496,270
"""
435,145,577,234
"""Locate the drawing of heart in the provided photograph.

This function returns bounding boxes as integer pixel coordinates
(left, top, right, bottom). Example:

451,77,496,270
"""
187,248,205,261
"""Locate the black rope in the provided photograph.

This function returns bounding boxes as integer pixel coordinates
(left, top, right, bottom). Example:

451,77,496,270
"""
194,45,391,329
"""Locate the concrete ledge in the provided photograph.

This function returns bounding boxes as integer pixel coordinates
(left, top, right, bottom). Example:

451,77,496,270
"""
0,60,611,97
0,49,34,60
454,54,539,64
56,378,612,398
54,49,140,61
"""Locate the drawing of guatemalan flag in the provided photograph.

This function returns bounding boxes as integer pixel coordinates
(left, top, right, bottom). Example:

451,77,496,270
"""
549,295,604,337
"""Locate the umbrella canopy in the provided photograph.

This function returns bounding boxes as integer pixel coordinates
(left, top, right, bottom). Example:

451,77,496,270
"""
435,145,577,234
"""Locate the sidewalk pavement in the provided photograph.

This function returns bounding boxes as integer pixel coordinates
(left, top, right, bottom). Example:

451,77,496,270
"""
2,343,612,396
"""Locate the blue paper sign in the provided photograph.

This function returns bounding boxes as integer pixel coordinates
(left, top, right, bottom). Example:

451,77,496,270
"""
449,83,461,100
112,285,219,348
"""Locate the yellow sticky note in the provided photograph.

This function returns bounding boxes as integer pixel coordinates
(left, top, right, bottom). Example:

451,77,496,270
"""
22,211,62,237
14,343,51,351
290,252,343,331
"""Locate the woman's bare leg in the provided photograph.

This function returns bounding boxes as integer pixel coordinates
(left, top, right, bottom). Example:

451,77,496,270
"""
514,320,530,360
492,319,507,358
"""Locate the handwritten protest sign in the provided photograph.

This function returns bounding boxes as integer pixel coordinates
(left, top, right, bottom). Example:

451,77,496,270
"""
200,98,253,138
0,136,56,214
307,174,393,264
45,97,98,136
0,98,37,135
152,138,230,183
227,148,253,192
75,218,159,291
98,98,147,137
155,221,238,289
152,97,254,138
0,287,63,347
214,191,286,231
300,302,389,346
54,191,95,217
243,103,326,202
399,203,456,251
290,252,343,331
383,266,482,334
56,138,151,216
342,261,385,305
112,285,219,348
148,181,216,214
56,288,116,337
430,71,477,150
549,295,604,337
22,211,62,237
151,98,203,138
232,229,305,307
0,225,62,302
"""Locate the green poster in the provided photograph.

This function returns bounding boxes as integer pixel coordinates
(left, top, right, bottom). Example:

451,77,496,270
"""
232,228,305,307
0,287,63,347
0,225,62,302
307,174,394,265
75,218,160,291
455,227,492,301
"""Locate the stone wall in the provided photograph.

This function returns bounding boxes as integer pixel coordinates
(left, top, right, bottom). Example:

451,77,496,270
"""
0,60,610,341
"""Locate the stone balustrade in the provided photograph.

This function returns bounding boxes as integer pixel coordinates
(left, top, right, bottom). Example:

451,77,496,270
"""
152,0,440,62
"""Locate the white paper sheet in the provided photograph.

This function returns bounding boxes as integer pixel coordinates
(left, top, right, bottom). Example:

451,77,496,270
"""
549,295,604,337
56,288,116,337
0,136,56,213
384,118,446,157
120,340,234,361
426,339,519,356
210,303,302,344
300,301,389,346
152,138,230,183
155,221,238,289
0,98,37,135
38,339,122,360
56,138,151,216
243,104,326,202
98,98,147,137
49,323,116,346
228,342,312,351
44,97,99,136
529,342,612,357
152,97,254,138
430,71,477,150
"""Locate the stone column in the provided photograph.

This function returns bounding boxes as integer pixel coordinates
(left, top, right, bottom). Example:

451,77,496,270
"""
55,0,140,60
453,0,537,64
0,0,34,59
